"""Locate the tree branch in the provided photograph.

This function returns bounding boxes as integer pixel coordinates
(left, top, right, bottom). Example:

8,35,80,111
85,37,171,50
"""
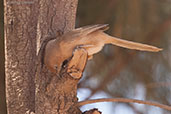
77,98,171,111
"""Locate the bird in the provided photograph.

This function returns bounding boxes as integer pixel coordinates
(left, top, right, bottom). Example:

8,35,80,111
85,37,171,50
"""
44,24,162,73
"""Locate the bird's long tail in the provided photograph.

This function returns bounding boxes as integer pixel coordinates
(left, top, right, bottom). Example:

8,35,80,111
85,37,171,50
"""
102,32,162,52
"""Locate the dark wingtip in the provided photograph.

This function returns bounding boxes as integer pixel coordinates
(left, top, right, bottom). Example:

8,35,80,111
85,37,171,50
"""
97,24,109,27
97,24,109,31
74,24,110,36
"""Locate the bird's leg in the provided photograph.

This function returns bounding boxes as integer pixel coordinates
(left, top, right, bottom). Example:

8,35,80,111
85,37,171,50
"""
67,47,88,79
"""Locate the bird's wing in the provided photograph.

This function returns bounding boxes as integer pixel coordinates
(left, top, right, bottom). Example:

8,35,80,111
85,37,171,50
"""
62,24,109,41
74,24,109,37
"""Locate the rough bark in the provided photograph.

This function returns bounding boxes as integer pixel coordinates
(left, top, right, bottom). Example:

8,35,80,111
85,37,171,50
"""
35,0,80,114
83,109,102,114
5,0,87,113
4,0,38,113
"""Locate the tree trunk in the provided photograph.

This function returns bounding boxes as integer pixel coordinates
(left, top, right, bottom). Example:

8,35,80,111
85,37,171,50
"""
4,0,79,114
35,0,80,113
4,0,38,113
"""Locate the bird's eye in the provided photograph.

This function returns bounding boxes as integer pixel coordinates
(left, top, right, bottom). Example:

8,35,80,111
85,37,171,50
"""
62,59,68,68
54,65,58,69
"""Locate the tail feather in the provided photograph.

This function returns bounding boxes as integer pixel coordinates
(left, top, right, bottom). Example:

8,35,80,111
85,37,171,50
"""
103,33,162,52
